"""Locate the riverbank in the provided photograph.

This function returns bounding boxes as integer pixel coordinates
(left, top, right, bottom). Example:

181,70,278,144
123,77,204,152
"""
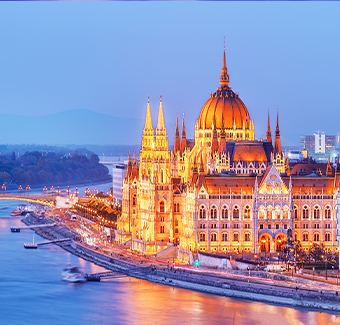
22,214,340,313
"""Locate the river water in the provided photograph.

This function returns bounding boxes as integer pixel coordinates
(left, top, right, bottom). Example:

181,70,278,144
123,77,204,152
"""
1,190,340,324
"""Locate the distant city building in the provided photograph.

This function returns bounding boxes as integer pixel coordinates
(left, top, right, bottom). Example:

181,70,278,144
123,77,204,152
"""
301,132,336,162
112,162,127,203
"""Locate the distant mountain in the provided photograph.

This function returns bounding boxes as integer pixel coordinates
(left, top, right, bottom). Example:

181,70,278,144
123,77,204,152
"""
0,109,146,145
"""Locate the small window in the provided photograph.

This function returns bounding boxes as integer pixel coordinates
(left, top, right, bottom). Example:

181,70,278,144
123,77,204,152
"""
233,206,239,219
200,232,206,241
160,225,165,233
222,233,228,241
325,233,331,241
245,233,251,241
314,233,319,241
210,206,217,219
233,233,239,241
160,201,165,213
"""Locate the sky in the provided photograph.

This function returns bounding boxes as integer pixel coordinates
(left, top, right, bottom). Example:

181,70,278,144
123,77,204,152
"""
0,2,339,146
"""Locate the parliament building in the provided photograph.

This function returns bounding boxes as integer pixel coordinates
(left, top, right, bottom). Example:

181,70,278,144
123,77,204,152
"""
117,48,340,263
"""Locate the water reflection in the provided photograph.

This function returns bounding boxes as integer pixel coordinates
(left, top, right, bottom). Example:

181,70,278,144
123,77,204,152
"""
1,201,340,325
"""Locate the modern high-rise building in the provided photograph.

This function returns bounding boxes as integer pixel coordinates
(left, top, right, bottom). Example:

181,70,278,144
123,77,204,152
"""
117,48,340,263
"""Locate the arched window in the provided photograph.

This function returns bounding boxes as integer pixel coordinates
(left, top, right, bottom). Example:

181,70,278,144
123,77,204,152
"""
233,233,239,242
302,206,309,219
132,194,137,206
245,233,251,242
325,233,331,242
210,206,217,219
199,206,206,219
303,233,308,242
274,206,281,219
221,205,228,219
175,228,179,234
314,233,319,241
233,206,239,219
211,233,217,242
294,232,298,241
222,233,228,241
283,206,289,219
259,206,265,219
160,169,164,183
199,232,206,242
325,206,331,219
313,206,320,219
160,201,165,213
294,206,298,219
244,205,251,219
267,207,272,220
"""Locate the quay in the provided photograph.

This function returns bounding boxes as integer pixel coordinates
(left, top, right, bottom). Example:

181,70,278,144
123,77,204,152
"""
11,223,56,232
24,238,71,249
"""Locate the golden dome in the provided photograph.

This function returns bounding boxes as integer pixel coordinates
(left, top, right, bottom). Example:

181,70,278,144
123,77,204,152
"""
198,48,252,131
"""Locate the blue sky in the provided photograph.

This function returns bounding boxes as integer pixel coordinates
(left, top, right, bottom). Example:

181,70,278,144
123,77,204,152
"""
0,2,339,146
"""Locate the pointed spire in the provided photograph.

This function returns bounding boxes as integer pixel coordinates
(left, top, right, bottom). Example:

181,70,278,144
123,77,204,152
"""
127,150,132,178
199,154,204,173
273,112,282,156
220,42,230,88
156,96,165,131
181,112,187,153
211,123,219,156
326,155,332,176
174,115,180,153
266,111,272,143
144,97,153,132
132,150,138,180
285,156,291,176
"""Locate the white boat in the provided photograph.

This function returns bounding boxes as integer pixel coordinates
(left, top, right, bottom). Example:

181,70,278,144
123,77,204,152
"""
62,264,87,283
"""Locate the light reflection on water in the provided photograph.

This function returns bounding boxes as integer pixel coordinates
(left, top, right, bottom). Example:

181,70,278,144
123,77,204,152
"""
1,200,340,325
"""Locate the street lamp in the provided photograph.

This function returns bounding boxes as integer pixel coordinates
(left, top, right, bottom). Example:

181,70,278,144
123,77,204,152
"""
66,186,71,196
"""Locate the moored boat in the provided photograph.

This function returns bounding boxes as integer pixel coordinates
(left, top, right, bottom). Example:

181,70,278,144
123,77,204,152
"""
62,264,87,283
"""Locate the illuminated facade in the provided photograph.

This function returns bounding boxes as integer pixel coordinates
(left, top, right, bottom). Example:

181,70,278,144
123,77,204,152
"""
117,48,340,262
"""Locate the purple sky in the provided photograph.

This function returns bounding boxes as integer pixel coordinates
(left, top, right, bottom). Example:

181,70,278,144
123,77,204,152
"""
0,2,339,146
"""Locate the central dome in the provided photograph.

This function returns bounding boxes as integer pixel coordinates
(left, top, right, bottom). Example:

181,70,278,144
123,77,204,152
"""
198,87,251,130
198,48,253,135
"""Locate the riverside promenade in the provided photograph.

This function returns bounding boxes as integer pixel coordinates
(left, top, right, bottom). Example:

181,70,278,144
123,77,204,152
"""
21,214,340,313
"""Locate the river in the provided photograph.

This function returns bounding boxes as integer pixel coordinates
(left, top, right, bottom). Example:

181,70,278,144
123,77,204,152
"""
1,188,340,324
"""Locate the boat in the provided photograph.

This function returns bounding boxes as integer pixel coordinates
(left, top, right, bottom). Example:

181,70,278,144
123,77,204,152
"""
1,206,9,210
10,227,20,233
10,204,34,216
62,264,87,283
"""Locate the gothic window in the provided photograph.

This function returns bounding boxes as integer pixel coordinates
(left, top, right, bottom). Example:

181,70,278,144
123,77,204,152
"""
267,207,272,220
313,206,320,219
199,232,206,242
245,233,251,242
259,206,265,219
160,225,165,234
132,194,137,206
222,205,228,219
199,206,206,219
283,206,289,219
325,206,331,219
233,206,239,219
211,233,217,242
314,233,319,241
302,233,308,242
160,201,165,213
222,233,228,241
302,206,309,219
174,203,180,213
233,233,239,242
160,169,164,183
210,206,217,219
175,228,179,234
294,206,298,219
175,219,178,227
325,233,331,242
244,205,251,219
